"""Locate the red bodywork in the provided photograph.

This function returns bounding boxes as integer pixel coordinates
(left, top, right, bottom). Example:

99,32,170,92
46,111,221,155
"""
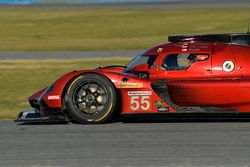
29,35,250,117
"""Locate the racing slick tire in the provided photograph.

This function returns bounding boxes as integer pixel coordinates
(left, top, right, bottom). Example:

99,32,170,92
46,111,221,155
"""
65,73,118,124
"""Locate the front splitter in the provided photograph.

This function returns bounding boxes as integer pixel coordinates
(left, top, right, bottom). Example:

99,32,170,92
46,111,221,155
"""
15,109,68,124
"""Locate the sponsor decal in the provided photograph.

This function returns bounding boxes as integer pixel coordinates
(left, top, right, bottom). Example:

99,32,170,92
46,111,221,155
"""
154,101,169,112
222,61,234,72
157,107,169,113
21,112,28,119
181,44,188,51
154,101,164,107
119,83,143,88
48,95,60,100
157,47,163,53
128,91,152,96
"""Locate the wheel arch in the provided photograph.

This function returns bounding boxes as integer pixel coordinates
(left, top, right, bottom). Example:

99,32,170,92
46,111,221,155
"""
61,72,122,117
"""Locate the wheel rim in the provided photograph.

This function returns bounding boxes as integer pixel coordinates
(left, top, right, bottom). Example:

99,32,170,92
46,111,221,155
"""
73,81,108,116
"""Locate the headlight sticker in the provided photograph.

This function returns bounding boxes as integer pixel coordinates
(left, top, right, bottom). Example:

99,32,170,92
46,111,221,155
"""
48,95,60,100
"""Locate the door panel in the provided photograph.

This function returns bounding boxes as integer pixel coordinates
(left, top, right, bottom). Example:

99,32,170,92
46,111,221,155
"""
211,44,241,79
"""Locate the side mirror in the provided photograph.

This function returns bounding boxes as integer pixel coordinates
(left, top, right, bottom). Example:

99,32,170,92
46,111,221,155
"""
195,54,209,61
131,64,149,72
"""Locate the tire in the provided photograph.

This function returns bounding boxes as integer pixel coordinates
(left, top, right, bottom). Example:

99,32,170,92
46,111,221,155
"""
65,73,118,124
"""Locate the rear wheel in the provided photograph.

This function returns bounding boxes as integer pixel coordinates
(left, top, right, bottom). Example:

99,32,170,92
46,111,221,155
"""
65,74,118,124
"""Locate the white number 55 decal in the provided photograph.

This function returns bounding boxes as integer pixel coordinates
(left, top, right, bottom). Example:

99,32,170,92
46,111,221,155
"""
130,96,151,111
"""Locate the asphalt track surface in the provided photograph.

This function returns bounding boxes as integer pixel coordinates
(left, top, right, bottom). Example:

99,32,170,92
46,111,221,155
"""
1,118,250,167
2,1,250,166
0,0,250,9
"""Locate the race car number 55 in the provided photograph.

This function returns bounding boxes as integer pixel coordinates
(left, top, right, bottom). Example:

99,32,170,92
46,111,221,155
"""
128,91,152,111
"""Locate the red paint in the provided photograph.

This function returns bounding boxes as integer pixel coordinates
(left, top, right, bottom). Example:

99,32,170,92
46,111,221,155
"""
28,33,250,114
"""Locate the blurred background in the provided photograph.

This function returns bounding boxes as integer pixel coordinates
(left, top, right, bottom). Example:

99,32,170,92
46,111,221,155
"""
0,0,250,119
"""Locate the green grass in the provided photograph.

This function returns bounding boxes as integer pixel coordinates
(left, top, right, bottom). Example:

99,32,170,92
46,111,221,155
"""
0,58,131,119
0,8,249,51
1,7,250,119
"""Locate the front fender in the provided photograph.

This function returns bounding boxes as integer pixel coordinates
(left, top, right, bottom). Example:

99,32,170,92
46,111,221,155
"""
41,70,92,108
40,68,150,109
40,70,125,108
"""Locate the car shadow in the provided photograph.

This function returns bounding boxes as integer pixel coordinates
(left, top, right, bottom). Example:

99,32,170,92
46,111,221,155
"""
15,113,250,125
15,120,69,125
118,113,250,123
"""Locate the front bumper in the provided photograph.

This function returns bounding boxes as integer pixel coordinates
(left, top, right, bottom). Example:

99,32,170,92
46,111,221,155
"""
15,109,68,124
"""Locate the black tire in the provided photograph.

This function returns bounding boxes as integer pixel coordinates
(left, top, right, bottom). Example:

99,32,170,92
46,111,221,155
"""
65,73,118,124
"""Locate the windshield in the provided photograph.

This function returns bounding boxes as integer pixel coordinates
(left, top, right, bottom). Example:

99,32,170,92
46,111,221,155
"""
124,54,157,73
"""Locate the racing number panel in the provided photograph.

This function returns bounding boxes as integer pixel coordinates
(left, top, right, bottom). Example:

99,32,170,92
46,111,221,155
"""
120,88,174,114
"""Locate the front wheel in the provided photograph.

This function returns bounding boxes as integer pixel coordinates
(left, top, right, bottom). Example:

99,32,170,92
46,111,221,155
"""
65,73,118,124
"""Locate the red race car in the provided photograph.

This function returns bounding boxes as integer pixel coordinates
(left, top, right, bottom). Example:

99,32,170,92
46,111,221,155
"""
16,33,250,124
